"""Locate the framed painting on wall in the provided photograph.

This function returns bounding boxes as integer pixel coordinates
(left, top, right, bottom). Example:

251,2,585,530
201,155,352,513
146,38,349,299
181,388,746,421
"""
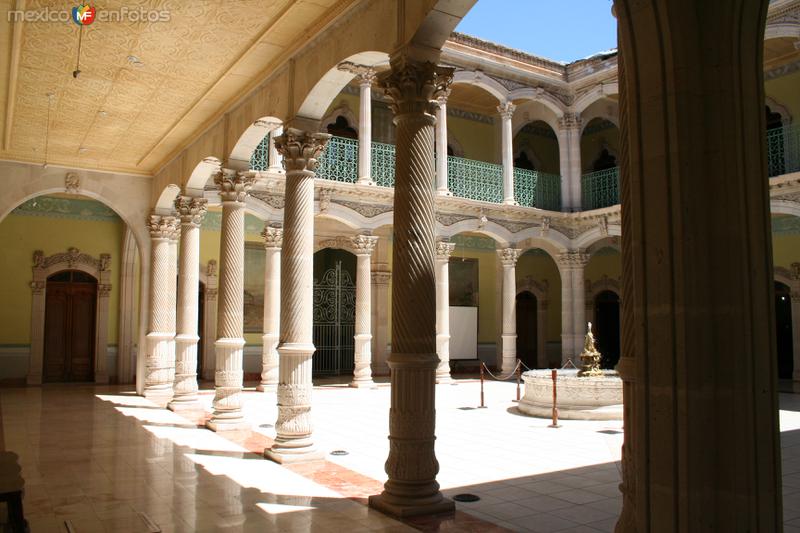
448,257,478,307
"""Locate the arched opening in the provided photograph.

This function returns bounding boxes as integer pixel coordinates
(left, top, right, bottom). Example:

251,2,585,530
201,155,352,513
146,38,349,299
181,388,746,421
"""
766,105,786,177
326,115,358,139
515,291,538,369
44,270,98,382
512,119,561,209
594,290,621,369
776,281,794,380
312,248,357,376
581,117,621,209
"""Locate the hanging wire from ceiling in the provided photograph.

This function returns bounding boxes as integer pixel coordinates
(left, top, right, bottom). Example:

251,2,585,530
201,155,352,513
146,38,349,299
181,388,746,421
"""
43,92,55,169
73,25,84,78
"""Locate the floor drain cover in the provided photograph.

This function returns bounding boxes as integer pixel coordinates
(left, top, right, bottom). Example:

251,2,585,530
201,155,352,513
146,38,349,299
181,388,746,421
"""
259,423,273,429
453,493,480,503
330,450,349,456
597,429,622,435
458,407,475,411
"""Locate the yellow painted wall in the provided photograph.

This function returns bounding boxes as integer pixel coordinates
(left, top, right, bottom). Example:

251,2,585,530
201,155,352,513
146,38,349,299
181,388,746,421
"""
516,250,562,342
765,70,800,122
513,122,561,175
772,227,800,269
447,115,497,163
581,120,620,173
585,248,622,282
0,209,123,346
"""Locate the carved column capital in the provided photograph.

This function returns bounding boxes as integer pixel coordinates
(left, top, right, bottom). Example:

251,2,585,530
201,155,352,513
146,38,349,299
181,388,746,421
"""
791,261,800,281
274,128,330,174
436,88,451,108
497,101,516,120
98,284,112,298
498,247,522,268
262,225,283,249
174,196,208,226
556,251,590,269
377,56,453,118
558,112,582,130
351,234,378,256
214,169,255,203
147,214,180,240
206,259,218,277
30,281,45,294
435,240,456,261
338,61,377,87
371,270,392,284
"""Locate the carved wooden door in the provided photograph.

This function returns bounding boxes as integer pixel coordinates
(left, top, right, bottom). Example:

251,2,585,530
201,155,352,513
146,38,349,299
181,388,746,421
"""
43,272,96,382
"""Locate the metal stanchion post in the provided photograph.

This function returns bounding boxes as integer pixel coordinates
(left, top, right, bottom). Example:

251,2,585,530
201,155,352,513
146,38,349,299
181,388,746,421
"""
515,359,521,402
479,363,486,408
548,368,560,428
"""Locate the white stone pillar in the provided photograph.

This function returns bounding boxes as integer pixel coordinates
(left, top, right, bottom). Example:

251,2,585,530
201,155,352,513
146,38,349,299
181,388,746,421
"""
557,112,583,211
95,279,111,384
268,126,284,174
206,170,255,431
143,214,180,402
499,248,522,373
556,252,589,364
169,196,207,411
498,101,517,205
202,261,218,381
368,55,454,518
265,128,329,463
350,234,378,387
257,225,282,392
435,240,456,383
371,269,391,375
435,90,451,195
358,70,376,184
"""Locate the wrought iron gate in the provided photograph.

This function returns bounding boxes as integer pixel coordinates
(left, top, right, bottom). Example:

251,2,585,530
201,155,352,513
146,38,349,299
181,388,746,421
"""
312,261,355,375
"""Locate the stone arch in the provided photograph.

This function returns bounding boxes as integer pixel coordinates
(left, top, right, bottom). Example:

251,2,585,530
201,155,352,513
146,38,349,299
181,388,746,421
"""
513,228,571,256
438,219,512,247
451,70,508,102
765,96,793,125
185,157,222,196
765,20,800,41
574,82,619,115
573,222,623,249
154,184,181,215
228,117,283,170
508,87,567,118
579,98,620,136
516,276,549,368
511,101,562,139
320,103,358,135
771,198,800,218
28,248,113,385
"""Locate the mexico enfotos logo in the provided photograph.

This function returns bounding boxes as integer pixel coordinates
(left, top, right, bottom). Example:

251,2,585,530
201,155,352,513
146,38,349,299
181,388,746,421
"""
8,4,170,23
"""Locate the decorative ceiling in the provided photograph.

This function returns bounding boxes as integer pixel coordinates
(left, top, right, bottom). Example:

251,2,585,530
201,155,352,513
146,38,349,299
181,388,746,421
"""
0,0,348,175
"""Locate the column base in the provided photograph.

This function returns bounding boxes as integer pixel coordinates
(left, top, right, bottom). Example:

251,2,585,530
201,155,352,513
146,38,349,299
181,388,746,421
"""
436,189,452,197
357,178,375,186
264,438,324,464
503,199,519,206
256,383,277,392
349,379,376,388
205,415,250,432
168,398,202,412
435,374,453,384
143,388,173,406
368,493,454,519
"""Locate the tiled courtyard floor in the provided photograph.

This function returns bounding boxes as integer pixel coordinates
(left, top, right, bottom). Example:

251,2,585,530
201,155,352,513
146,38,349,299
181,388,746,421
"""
1,378,799,532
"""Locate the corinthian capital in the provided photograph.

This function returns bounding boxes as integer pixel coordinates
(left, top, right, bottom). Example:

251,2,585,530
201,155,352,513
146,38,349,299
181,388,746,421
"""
497,101,516,120
214,169,255,203
147,214,180,240
174,196,208,226
274,128,330,174
498,247,522,267
558,112,582,130
556,251,590,269
377,55,453,117
351,234,378,256
435,240,456,260
337,62,377,86
262,225,283,249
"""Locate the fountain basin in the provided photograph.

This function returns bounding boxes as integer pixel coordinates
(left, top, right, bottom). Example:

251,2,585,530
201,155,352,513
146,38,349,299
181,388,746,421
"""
519,368,623,420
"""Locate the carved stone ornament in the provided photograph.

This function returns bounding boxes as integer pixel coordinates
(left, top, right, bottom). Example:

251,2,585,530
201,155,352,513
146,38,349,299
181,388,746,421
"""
520,275,549,296
435,212,472,226
377,56,453,117
599,216,609,236
792,262,800,280
99,254,111,272
33,250,44,268
335,199,392,218
371,271,391,284
262,225,283,249
497,101,516,120
206,259,218,277
98,284,112,297
274,128,330,173
250,191,286,210
435,240,456,260
557,251,590,269
337,62,377,86
351,234,378,256
147,214,180,240
65,172,80,194
558,112,582,130
33,247,106,272
319,188,333,213
174,196,208,226
214,169,255,203
317,236,355,253
541,217,551,237
30,281,45,294
498,247,522,267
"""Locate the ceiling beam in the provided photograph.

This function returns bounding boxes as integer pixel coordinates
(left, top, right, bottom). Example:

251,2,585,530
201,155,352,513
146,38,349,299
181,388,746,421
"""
3,0,26,151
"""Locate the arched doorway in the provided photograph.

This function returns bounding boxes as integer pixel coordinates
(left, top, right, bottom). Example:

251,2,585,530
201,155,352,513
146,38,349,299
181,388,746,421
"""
43,270,98,382
776,281,793,380
515,291,538,369
312,248,356,376
593,290,620,369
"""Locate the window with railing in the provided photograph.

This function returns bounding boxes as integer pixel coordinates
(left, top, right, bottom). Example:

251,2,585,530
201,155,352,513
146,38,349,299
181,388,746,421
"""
514,168,562,211
767,123,800,178
447,156,504,203
581,167,620,210
315,135,358,183
250,133,270,171
371,141,396,188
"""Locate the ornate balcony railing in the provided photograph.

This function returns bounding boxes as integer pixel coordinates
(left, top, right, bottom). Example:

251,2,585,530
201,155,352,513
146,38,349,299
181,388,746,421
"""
447,156,503,204
581,167,620,210
767,123,800,178
250,132,270,171
514,168,561,211
315,135,358,183
371,141,396,188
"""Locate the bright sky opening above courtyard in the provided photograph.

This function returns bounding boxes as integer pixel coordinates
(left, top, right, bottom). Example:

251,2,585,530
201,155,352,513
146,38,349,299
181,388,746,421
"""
455,0,618,63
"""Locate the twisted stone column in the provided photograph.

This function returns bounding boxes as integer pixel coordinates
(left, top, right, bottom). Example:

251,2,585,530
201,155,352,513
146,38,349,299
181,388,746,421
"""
435,240,455,383
556,252,589,364
169,196,207,411
435,90,451,195
499,248,522,373
498,102,516,205
143,214,180,402
557,113,583,211
206,170,255,431
351,234,378,387
367,54,454,518
265,128,329,463
257,225,282,392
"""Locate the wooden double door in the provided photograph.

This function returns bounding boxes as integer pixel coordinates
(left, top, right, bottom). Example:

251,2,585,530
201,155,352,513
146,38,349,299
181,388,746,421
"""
43,271,97,382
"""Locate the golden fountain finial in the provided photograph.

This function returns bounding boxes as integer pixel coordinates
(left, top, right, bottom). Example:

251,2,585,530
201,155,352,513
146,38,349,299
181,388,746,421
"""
578,322,603,377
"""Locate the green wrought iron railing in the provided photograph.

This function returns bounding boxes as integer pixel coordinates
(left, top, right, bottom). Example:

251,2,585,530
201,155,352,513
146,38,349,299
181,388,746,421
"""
514,168,562,211
581,167,620,210
371,141,396,188
767,123,800,178
315,135,359,183
447,156,503,203
250,132,270,171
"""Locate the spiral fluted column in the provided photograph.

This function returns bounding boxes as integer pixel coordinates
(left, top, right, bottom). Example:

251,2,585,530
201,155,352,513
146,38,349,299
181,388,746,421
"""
257,225,282,392
367,54,454,518
499,248,521,373
143,214,180,402
350,234,378,387
206,169,255,431
435,240,455,383
264,128,330,463
169,196,207,411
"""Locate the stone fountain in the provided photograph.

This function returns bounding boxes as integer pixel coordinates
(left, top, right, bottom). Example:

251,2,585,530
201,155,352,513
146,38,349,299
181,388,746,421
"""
518,323,623,420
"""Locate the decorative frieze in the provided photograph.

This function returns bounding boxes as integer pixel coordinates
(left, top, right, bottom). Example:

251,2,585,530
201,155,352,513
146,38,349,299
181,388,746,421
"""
65,172,80,194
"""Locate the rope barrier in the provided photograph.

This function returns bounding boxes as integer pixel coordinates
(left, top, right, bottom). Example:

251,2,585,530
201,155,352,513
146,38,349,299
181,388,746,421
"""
480,361,522,382
561,359,577,370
